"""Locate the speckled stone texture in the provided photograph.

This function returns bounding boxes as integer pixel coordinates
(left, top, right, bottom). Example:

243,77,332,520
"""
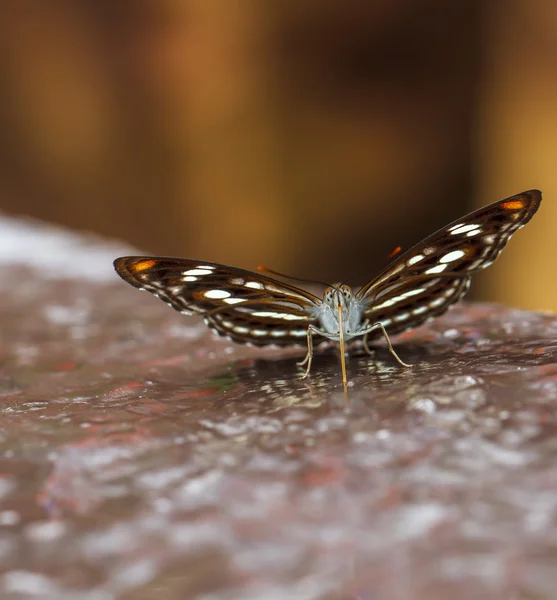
0,215,556,600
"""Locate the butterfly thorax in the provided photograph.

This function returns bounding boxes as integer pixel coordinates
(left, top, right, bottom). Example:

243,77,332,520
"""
313,284,367,341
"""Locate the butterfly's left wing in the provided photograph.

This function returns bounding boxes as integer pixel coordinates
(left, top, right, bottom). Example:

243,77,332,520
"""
114,257,320,346
356,189,541,339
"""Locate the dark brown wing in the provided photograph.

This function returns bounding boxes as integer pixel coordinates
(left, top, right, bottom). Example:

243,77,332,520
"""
356,189,541,338
114,257,320,346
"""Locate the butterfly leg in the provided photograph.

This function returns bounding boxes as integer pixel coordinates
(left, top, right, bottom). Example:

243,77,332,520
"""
361,319,376,357
362,333,375,357
297,325,319,378
361,322,411,368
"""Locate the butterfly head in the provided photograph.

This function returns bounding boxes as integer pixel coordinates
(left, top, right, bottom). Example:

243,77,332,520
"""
323,284,353,308
317,284,364,340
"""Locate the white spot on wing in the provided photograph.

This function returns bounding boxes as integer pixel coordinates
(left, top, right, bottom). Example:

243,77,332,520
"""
270,330,287,337
252,311,305,320
450,224,480,235
230,277,244,285
448,222,463,231
407,254,425,266
182,276,197,282
425,264,447,275
394,312,410,322
465,228,482,237
412,306,428,315
233,325,249,334
401,288,425,299
373,297,397,310
196,265,215,270
204,289,231,299
429,297,446,308
252,329,269,336
440,250,466,263
223,298,246,305
184,268,212,276
245,281,264,290
373,287,426,311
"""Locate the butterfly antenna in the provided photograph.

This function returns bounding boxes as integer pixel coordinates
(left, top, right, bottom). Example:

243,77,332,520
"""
257,265,329,288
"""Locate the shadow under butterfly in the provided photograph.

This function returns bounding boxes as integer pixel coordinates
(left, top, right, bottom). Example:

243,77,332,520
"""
114,190,541,386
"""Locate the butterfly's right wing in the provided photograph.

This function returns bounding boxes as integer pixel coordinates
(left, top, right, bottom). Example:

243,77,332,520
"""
114,257,320,346
356,190,541,338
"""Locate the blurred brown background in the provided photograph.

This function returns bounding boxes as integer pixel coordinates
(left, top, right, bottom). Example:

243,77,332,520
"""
0,0,555,310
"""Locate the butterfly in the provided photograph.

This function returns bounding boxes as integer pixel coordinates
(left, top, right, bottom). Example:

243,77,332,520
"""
114,190,541,385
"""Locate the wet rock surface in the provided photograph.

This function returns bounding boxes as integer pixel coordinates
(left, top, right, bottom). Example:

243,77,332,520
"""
0,216,557,599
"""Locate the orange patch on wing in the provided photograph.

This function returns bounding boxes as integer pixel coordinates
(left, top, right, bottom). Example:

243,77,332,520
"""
132,259,158,272
501,200,525,210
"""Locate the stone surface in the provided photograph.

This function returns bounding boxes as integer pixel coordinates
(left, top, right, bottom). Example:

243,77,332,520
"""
0,215,556,599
